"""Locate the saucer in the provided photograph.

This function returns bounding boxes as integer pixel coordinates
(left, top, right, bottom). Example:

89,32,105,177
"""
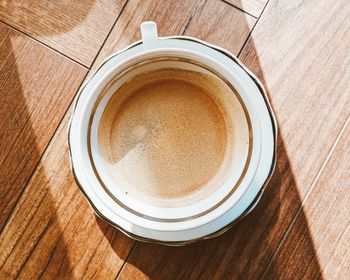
69,22,277,245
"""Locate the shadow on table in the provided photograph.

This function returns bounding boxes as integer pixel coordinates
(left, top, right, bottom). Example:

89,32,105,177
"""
104,136,324,280
98,1,324,279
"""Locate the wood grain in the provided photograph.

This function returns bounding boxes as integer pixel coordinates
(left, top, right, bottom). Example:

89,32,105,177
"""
118,0,350,279
0,113,134,279
0,22,86,232
264,120,350,280
0,0,126,66
225,0,267,17
90,0,206,75
91,0,255,75
185,0,256,54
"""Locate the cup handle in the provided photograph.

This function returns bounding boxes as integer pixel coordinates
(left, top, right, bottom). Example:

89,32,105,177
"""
140,21,159,50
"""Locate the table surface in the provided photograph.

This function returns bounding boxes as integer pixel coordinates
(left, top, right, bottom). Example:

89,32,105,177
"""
0,0,349,279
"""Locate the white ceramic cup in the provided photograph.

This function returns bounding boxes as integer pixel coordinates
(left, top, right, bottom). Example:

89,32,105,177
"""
69,22,277,244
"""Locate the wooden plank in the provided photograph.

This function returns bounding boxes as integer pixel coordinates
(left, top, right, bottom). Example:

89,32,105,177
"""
118,0,350,279
185,0,256,55
88,0,256,69
91,0,206,74
0,0,126,66
225,0,267,18
239,0,350,198
0,114,134,279
91,0,255,75
0,22,86,231
264,121,350,280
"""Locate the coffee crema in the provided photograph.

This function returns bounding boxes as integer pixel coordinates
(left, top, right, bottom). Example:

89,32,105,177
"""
98,68,249,207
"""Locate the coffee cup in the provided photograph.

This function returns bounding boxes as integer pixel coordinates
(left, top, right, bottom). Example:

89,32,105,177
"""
69,22,277,244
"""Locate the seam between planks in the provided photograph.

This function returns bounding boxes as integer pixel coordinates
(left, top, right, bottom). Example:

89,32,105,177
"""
237,0,271,57
221,0,258,19
115,242,137,280
0,19,89,69
84,0,129,72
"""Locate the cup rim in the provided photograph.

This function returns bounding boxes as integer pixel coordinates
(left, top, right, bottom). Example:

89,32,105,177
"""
74,46,262,229
88,49,261,221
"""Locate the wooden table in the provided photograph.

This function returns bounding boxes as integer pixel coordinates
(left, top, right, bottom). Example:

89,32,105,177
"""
0,0,349,279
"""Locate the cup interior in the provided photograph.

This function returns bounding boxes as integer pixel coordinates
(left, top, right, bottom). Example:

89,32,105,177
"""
89,49,258,221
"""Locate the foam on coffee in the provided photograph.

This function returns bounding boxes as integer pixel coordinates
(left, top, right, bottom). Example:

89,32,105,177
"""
98,68,249,207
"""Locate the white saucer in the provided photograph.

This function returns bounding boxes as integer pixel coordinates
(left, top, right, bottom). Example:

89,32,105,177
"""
69,26,277,245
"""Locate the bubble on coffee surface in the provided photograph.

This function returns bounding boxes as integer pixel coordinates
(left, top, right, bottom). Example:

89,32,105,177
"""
98,68,249,207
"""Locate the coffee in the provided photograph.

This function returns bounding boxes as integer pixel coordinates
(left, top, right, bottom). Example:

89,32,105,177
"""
98,68,249,207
